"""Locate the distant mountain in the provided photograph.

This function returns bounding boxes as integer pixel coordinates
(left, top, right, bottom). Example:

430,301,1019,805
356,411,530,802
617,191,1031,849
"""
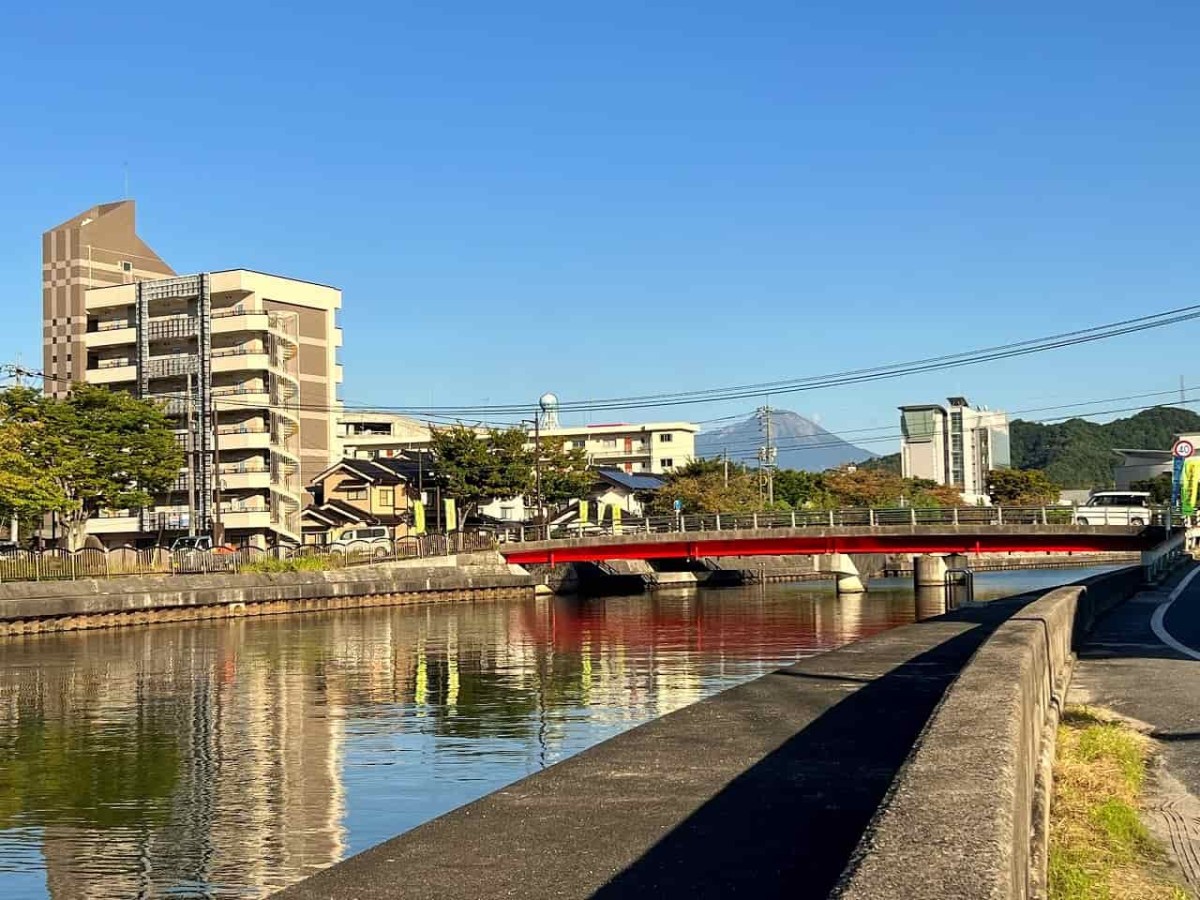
696,410,877,472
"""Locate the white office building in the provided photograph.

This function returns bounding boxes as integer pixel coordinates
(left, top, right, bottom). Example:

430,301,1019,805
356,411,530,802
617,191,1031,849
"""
899,397,1010,502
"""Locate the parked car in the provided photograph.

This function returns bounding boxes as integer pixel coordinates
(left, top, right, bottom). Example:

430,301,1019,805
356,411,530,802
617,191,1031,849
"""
1073,491,1152,526
170,535,238,574
170,535,236,554
328,527,393,557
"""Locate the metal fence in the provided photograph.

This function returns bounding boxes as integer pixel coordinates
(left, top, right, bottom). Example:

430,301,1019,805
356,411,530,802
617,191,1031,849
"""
490,504,1174,543
0,506,1169,583
0,531,499,583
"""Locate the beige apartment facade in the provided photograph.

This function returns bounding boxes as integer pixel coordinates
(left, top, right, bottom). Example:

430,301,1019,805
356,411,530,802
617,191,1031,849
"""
339,413,696,476
44,203,342,548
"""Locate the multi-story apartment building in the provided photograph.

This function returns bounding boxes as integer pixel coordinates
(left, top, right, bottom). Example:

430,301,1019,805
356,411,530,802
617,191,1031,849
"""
44,203,342,547
541,422,697,474
339,412,697,476
899,396,1010,502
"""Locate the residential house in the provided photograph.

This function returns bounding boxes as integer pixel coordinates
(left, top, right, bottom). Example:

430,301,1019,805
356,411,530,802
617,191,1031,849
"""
303,457,423,544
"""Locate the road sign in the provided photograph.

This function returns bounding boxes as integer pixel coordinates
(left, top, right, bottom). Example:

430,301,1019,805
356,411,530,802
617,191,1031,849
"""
1174,439,1195,459
673,499,683,513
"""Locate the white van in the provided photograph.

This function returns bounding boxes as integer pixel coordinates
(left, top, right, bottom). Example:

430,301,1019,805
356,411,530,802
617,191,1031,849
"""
1073,491,1152,526
329,526,392,555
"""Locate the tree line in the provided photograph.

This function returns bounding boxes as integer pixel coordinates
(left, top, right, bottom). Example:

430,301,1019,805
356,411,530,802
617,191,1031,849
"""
645,459,1061,515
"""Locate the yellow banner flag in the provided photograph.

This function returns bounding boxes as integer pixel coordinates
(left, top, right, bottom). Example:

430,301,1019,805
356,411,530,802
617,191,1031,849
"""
413,500,426,535
612,505,622,535
578,500,589,525
444,498,457,532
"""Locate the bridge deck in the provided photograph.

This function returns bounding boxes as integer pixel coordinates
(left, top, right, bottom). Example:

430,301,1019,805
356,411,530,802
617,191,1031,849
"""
499,524,1159,565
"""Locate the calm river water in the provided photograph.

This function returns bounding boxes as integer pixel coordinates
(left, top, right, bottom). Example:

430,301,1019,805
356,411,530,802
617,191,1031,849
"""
0,569,1116,899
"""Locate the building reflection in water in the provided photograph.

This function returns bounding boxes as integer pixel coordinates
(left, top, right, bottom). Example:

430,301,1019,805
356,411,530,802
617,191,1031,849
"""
0,581,927,899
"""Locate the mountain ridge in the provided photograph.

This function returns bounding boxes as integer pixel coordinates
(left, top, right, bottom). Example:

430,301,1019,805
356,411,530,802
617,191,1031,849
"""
695,409,877,472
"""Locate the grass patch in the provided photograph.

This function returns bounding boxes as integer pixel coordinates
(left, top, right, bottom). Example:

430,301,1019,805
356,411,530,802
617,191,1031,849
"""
1049,705,1188,900
239,555,332,574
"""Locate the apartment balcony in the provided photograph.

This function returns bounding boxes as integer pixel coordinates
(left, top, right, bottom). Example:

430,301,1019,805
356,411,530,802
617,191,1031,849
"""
87,514,141,535
145,316,199,341
146,355,199,379
84,290,135,312
88,361,137,385
220,469,272,491
588,447,652,461
213,388,272,412
212,310,271,336
221,508,272,531
212,349,271,375
85,326,136,349
217,427,271,451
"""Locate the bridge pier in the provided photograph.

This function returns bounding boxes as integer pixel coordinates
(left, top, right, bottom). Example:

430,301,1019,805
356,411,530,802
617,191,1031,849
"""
828,553,865,594
913,554,948,590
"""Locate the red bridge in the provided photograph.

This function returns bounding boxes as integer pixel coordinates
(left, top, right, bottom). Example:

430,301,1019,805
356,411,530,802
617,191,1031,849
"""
496,508,1170,566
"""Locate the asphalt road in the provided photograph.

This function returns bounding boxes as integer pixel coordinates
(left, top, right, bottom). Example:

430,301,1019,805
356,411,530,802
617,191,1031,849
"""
1071,566,1200,891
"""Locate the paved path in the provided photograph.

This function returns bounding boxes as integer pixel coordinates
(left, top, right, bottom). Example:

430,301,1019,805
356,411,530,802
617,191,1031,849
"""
1071,565,1200,892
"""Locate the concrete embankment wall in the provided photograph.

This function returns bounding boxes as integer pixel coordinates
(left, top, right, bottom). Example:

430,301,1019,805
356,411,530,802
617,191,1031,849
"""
835,566,1144,900
0,559,535,636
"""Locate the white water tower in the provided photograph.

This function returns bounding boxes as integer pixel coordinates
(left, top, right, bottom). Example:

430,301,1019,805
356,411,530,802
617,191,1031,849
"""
538,392,560,430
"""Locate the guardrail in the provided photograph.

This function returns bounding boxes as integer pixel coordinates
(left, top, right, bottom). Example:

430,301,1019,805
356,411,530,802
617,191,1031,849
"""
0,532,498,582
491,505,1175,543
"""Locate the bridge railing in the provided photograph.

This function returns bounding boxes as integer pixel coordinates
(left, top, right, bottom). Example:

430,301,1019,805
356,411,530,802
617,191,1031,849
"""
495,504,1175,543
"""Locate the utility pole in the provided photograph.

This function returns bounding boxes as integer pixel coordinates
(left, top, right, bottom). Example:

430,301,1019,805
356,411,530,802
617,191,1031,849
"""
211,396,224,545
534,411,542,528
757,404,776,506
723,449,729,487
186,373,197,536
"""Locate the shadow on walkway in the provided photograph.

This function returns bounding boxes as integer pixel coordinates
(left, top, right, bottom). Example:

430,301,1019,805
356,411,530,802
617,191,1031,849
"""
591,605,1018,900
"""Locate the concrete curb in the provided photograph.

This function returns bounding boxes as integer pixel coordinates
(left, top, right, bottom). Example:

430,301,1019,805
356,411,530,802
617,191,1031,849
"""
833,567,1141,900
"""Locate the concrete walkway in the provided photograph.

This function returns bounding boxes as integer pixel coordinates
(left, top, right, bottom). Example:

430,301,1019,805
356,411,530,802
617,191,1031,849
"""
274,600,1030,900
1070,564,1200,893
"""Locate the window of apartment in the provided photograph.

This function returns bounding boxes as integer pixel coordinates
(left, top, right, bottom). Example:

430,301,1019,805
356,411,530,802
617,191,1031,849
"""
572,440,586,449
121,261,133,272
661,458,675,469
379,488,394,507
602,439,617,449
343,488,367,501
659,433,673,443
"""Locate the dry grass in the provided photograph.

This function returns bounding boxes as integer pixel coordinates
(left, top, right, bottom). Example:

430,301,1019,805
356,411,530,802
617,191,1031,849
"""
1048,705,1189,900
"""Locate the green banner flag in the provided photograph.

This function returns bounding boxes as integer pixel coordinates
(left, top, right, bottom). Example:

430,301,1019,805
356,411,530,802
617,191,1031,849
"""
444,498,457,532
413,500,426,535
1183,459,1200,516
578,500,589,525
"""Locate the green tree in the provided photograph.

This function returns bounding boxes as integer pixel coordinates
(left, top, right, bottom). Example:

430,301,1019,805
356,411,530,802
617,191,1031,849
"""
773,469,831,509
1130,472,1173,504
986,468,1059,506
0,420,72,532
644,460,763,515
430,425,532,526
0,385,182,548
538,442,593,511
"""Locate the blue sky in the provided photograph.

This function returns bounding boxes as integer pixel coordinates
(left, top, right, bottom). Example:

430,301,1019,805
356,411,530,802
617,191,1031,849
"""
3,2,1200,449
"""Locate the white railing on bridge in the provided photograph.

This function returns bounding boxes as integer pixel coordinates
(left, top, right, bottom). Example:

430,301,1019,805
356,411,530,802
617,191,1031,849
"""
492,505,1175,544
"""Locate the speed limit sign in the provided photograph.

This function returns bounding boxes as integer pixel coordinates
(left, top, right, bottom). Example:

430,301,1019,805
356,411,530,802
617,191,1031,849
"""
1173,439,1194,459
